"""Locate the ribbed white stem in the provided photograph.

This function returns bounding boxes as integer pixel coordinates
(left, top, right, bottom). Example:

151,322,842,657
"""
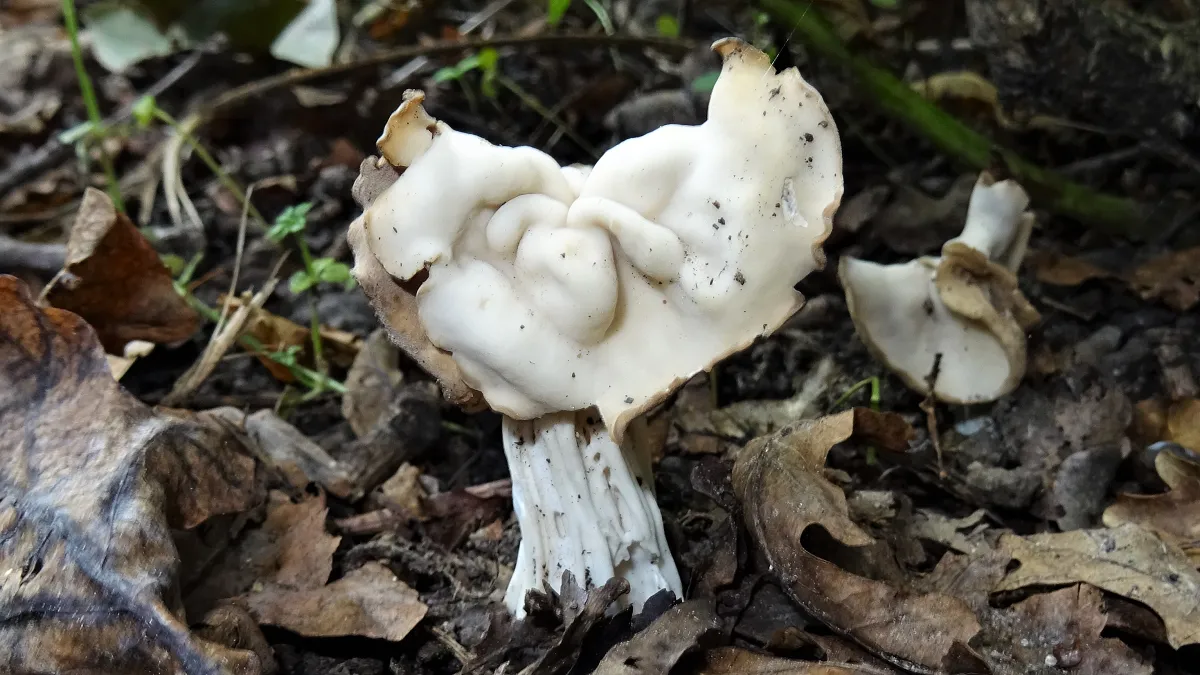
501,409,682,616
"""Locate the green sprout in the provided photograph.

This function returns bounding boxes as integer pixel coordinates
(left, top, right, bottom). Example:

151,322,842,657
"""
832,376,883,464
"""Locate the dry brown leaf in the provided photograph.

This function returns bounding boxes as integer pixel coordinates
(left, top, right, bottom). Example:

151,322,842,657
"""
873,173,977,255
184,490,341,618
374,462,428,520
1127,247,1200,311
241,409,356,499
732,409,984,673
1104,451,1200,563
911,71,1006,126
996,525,1200,648
592,600,721,675
0,274,266,674
223,294,361,381
1007,585,1151,675
237,562,427,641
343,327,404,436
699,648,893,674
1025,250,1113,286
43,188,200,354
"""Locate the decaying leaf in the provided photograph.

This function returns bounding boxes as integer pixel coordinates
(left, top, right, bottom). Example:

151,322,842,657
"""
241,409,356,499
0,274,265,674
343,327,404,437
236,561,427,641
996,525,1200,649
732,409,984,673
675,356,839,444
43,188,200,354
1103,451,1200,563
184,490,340,619
1006,585,1151,675
698,648,892,674
1025,250,1113,287
222,294,361,382
1127,247,1200,311
872,173,977,255
592,600,721,675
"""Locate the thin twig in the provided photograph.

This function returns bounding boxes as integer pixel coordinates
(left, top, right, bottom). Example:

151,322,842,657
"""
919,353,945,479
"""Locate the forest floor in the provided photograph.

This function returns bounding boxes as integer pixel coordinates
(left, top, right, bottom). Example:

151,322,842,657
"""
2,1,1200,674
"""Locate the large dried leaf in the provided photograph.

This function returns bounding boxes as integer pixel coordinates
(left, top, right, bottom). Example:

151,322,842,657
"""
699,648,893,674
592,600,721,675
732,409,985,673
237,561,426,641
1006,585,1151,675
0,274,265,674
1103,451,1200,563
996,525,1200,648
43,188,199,353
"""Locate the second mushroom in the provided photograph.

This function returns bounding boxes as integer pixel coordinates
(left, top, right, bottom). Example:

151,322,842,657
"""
348,38,843,615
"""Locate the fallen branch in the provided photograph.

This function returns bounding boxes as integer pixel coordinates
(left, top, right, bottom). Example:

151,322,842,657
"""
763,0,1159,240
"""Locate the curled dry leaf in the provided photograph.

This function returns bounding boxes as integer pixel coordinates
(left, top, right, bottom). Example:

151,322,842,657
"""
1006,585,1151,675
1126,246,1200,311
732,409,985,673
699,648,894,674
184,490,340,619
43,188,200,354
237,561,427,641
592,600,721,675
0,275,265,674
1103,451,1200,564
343,327,404,437
996,524,1200,649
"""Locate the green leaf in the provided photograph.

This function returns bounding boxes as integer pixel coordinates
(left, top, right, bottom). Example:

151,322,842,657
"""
269,0,339,68
870,0,899,7
57,120,97,145
433,54,482,83
314,259,352,285
582,0,613,34
547,0,571,26
83,3,178,73
133,95,157,128
268,202,313,242
478,48,500,99
655,15,680,38
160,253,186,277
289,269,315,295
689,70,720,94
269,344,303,367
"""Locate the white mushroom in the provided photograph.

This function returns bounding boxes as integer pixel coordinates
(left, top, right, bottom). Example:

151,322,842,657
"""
839,172,1040,404
349,37,842,615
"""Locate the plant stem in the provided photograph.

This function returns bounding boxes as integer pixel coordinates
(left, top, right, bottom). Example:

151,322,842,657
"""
761,0,1153,239
61,0,124,211
153,108,268,227
292,234,329,385
183,292,345,394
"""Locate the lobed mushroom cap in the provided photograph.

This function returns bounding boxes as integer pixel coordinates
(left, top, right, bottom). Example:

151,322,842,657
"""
839,172,1040,404
351,38,843,441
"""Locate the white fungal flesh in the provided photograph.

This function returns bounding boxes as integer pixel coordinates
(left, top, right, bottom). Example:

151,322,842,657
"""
363,39,842,442
359,38,841,613
501,410,681,616
840,171,1035,404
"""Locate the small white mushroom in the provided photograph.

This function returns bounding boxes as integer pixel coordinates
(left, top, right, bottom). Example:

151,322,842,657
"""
839,172,1040,404
349,37,842,615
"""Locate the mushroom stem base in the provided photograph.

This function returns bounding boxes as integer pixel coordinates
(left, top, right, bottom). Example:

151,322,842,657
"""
501,410,681,616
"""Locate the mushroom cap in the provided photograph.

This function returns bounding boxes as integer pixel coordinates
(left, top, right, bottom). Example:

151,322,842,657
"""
354,38,842,441
839,173,1040,404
